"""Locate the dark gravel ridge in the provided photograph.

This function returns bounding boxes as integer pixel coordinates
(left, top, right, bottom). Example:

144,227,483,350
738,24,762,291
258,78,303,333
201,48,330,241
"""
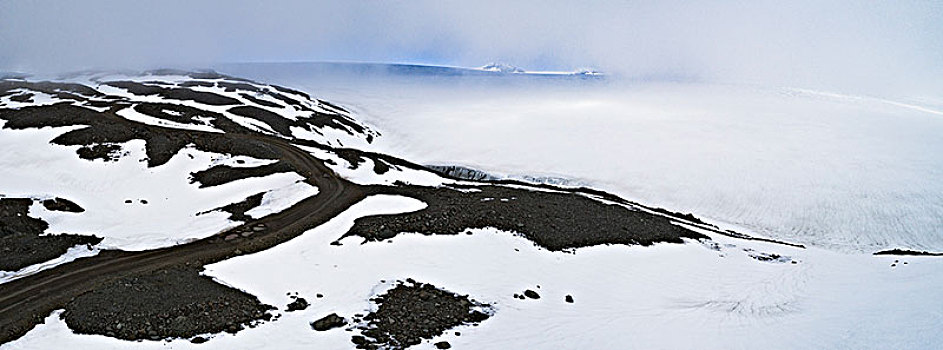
0,103,282,167
347,185,708,251
351,280,491,349
189,161,295,188
40,198,84,213
61,266,274,341
0,198,101,271
102,81,241,106
199,193,266,222
874,249,943,256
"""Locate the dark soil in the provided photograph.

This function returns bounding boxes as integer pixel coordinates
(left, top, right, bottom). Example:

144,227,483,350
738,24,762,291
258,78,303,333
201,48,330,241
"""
201,193,264,222
297,111,365,136
228,104,367,139
316,99,349,114
311,313,346,331
874,249,943,257
189,161,295,188
0,198,101,271
347,185,708,251
0,103,281,167
286,297,309,312
61,266,274,341
270,84,311,99
103,81,240,106
76,144,123,162
0,81,106,99
239,93,282,108
0,233,101,271
178,81,215,88
0,198,48,236
352,280,491,349
217,82,261,93
9,93,32,103
41,198,84,213
228,105,294,136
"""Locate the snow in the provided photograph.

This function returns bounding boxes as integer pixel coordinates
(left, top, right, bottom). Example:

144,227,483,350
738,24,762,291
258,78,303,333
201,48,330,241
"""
219,68,943,253
0,125,310,251
244,180,319,219
0,90,69,109
479,63,526,74
89,74,379,150
297,145,449,187
115,105,223,133
7,195,941,349
0,244,99,283
3,69,940,348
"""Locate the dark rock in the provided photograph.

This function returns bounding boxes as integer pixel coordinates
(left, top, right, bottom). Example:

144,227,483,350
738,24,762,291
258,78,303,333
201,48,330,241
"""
0,198,102,271
343,185,708,251
61,266,274,341
523,290,540,299
286,298,309,312
565,295,574,303
190,336,208,344
41,198,85,213
190,162,295,188
76,144,123,162
435,341,452,349
311,313,346,331
874,249,943,256
352,280,491,349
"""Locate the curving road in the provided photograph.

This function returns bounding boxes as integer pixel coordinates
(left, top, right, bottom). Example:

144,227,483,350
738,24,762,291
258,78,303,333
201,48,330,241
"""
0,134,368,344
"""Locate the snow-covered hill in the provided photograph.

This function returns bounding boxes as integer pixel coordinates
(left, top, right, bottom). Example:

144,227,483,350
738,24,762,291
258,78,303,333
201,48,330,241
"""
218,63,943,254
478,63,526,74
1,70,941,350
0,70,380,276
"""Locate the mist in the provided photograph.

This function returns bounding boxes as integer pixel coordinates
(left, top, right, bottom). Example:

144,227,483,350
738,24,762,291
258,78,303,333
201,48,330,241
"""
1,0,941,95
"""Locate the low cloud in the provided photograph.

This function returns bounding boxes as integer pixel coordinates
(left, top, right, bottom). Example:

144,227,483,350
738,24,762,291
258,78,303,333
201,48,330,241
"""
1,0,940,95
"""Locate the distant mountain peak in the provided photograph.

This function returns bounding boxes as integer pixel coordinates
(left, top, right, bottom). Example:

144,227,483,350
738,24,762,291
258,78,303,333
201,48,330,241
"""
479,63,526,74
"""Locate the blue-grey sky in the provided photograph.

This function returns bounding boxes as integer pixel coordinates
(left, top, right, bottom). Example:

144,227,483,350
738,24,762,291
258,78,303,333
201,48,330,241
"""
1,0,941,93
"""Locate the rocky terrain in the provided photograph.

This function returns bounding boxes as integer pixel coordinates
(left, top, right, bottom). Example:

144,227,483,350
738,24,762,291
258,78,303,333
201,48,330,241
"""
0,70,791,348
349,279,491,350
0,198,101,271
61,266,274,342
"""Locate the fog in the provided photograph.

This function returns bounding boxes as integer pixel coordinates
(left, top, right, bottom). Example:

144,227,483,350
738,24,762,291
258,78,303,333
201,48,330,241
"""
1,0,941,95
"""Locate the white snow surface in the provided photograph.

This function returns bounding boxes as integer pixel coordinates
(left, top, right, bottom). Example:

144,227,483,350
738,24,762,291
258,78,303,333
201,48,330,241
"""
3,69,941,349
218,68,943,253
0,125,310,251
115,105,223,133
5,195,941,349
0,244,99,283
244,180,318,219
297,145,449,187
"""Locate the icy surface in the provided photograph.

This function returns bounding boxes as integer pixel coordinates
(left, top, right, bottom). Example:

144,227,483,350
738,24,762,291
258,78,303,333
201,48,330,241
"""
6,195,941,349
220,65,943,252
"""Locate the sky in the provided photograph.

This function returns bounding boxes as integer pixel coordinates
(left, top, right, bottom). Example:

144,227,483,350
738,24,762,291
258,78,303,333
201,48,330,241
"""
1,0,941,94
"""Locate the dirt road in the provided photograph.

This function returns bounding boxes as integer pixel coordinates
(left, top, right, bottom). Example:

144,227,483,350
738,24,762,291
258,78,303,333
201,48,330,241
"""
0,134,368,344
